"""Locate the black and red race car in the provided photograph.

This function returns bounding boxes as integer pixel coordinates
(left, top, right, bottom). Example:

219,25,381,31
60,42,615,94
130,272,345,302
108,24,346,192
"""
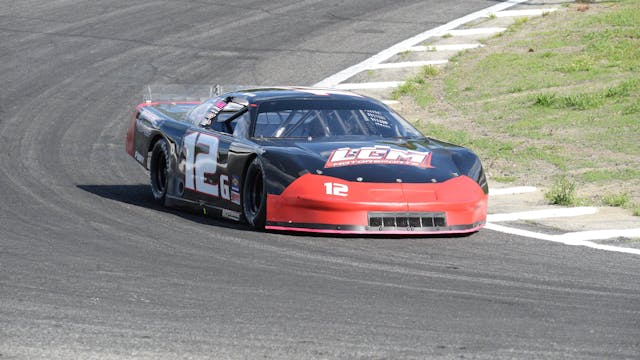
126,86,488,235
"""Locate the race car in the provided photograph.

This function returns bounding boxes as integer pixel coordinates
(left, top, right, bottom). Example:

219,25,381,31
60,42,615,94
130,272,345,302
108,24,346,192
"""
125,86,488,234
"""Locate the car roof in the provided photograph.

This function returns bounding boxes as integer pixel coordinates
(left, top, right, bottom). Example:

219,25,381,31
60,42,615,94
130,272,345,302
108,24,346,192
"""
225,87,376,104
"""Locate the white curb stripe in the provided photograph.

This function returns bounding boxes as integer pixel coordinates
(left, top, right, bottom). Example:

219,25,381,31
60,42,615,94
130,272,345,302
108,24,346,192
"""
447,28,507,36
488,207,598,223
564,229,640,243
333,82,403,90
486,223,640,255
367,60,448,70
486,222,556,241
314,0,528,88
493,8,557,17
409,44,484,52
489,186,537,196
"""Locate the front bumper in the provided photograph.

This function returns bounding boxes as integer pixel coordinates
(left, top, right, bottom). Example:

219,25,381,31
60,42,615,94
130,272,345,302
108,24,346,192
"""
265,174,488,235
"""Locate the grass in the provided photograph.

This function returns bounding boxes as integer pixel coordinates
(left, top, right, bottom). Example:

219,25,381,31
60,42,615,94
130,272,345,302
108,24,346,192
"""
602,193,630,208
391,65,440,107
399,50,412,61
401,0,640,213
600,192,640,216
545,175,579,206
507,17,529,33
580,168,640,182
492,175,517,183
531,79,640,110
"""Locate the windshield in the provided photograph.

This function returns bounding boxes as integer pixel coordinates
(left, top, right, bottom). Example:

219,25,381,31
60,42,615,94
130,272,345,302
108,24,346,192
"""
253,100,423,139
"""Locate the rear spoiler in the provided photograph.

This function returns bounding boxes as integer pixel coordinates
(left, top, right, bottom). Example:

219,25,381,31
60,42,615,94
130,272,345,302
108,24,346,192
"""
142,84,260,103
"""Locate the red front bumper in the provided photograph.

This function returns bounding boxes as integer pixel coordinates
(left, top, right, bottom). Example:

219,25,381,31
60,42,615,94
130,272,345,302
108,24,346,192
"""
265,174,488,234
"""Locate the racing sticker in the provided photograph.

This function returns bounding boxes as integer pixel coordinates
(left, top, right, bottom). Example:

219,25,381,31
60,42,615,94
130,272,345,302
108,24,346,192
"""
230,175,241,205
324,146,434,169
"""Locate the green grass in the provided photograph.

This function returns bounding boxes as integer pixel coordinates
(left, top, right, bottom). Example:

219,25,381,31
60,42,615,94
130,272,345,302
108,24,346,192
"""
421,123,571,171
391,66,440,107
399,50,411,60
507,17,529,33
492,175,517,183
405,0,640,208
531,79,640,110
601,193,640,217
602,193,630,208
545,176,579,206
580,168,640,182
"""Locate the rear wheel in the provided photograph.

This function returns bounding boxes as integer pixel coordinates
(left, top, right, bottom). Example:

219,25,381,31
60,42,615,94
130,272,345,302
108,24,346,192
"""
242,158,267,229
149,138,172,205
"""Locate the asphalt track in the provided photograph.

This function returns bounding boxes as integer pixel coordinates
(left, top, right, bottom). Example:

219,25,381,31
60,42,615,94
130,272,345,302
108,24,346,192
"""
1,1,639,359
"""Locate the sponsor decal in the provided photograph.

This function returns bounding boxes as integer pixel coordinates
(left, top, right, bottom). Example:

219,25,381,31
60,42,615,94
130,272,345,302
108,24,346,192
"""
134,151,145,164
231,191,241,205
221,209,241,221
231,175,240,192
230,175,241,205
324,146,434,169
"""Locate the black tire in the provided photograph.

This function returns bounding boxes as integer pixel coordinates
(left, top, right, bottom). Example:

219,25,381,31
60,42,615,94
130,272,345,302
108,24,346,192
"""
149,138,172,205
242,157,267,229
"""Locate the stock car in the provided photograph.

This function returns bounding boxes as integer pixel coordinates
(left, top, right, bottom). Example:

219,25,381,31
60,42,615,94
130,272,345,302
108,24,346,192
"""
125,86,488,234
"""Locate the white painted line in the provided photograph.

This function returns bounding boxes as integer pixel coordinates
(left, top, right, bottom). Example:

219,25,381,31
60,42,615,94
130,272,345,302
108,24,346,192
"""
489,186,537,196
409,44,484,52
381,100,400,105
486,222,556,241
314,0,528,88
492,8,557,17
447,28,507,36
485,223,640,256
367,60,448,70
333,82,403,90
563,229,640,243
488,207,598,223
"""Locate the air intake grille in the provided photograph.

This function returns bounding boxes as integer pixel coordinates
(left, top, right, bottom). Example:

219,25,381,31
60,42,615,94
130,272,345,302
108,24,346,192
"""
368,212,447,230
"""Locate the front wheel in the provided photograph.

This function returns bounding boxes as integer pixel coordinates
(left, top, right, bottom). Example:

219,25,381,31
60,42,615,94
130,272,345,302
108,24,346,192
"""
242,158,267,229
149,138,172,205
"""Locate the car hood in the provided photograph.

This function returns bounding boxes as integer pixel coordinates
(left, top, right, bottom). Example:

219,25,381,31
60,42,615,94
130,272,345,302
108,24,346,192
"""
257,138,476,184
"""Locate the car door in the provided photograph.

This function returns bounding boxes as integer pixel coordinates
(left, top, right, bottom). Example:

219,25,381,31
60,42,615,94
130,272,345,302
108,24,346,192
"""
181,106,246,216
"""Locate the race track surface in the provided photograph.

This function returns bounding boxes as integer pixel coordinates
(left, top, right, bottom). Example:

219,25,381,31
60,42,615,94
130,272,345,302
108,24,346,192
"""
1,1,639,359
